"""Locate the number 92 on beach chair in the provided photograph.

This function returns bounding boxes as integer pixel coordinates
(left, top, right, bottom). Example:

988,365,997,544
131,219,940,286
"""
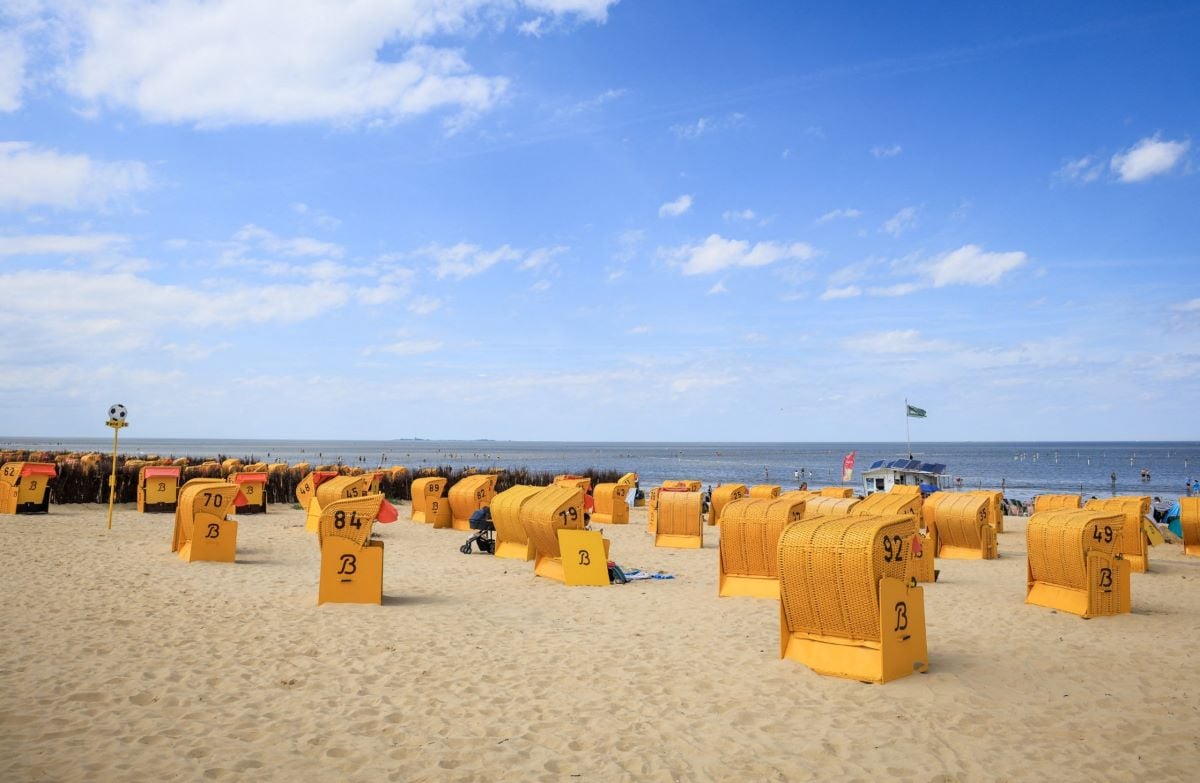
0,462,57,514
778,514,928,684
171,479,239,563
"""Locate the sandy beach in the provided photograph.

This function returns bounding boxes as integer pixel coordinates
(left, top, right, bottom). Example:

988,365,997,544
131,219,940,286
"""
2,503,1199,782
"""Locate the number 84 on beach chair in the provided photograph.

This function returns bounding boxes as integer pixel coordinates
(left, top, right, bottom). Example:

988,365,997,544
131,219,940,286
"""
317,494,392,605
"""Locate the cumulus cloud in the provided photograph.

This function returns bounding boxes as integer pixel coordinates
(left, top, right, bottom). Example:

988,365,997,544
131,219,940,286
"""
920,244,1027,287
659,194,693,218
0,233,127,256
233,224,343,259
38,1,606,127
0,142,151,210
871,144,902,158
0,32,25,112
663,234,817,276
414,241,565,280
1110,135,1190,182
882,206,918,237
816,208,862,224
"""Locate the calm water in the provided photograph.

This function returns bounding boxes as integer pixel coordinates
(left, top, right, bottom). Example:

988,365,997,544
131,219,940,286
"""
4,437,1198,502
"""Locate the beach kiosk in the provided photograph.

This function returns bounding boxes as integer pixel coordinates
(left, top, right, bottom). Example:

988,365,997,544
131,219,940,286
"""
520,486,609,586
316,494,388,605
231,471,269,514
718,496,806,598
171,479,239,562
410,476,450,526
778,514,927,684
709,483,748,526
449,474,499,531
0,461,57,514
137,465,181,513
1025,509,1130,618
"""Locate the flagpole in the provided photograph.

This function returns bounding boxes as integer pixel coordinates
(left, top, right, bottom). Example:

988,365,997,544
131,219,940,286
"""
905,398,912,459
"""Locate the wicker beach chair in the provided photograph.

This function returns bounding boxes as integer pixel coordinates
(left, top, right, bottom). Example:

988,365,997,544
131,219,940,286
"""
922,492,998,560
316,494,386,605
646,487,661,532
1025,509,1130,618
1083,496,1154,572
295,470,339,512
592,482,630,525
778,514,927,683
230,471,269,514
449,474,499,531
490,485,544,560
172,479,239,562
655,489,704,548
1181,498,1200,557
1033,494,1082,514
709,483,748,526
818,487,855,499
852,491,922,519
662,479,702,491
616,472,638,487
0,461,56,514
718,497,805,598
803,495,861,517
305,475,373,533
137,466,181,513
553,475,592,493
410,476,450,526
520,486,609,584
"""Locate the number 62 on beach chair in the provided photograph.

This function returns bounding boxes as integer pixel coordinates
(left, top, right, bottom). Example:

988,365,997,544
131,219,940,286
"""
0,462,57,515
171,479,239,562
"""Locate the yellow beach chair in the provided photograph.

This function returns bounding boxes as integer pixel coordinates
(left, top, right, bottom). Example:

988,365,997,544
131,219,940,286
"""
803,495,860,517
1084,496,1153,572
230,471,269,514
654,489,703,548
317,494,386,605
647,487,661,532
1026,509,1130,618
592,482,630,525
718,497,805,598
923,492,998,560
819,487,855,499
520,486,609,585
490,485,543,560
778,514,927,683
663,479,702,491
306,474,372,533
137,466,181,513
410,476,450,527
1033,494,1082,514
172,479,239,562
749,484,781,499
449,474,498,531
1180,498,1200,557
709,483,748,526
0,461,56,514
295,470,339,513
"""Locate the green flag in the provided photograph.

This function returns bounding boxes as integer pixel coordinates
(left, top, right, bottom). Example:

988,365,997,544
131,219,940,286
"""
906,404,927,418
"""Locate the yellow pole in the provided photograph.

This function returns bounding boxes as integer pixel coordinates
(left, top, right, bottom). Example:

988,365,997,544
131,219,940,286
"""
105,422,124,530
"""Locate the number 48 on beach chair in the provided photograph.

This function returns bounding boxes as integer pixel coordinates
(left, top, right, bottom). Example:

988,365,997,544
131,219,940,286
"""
171,479,239,562
0,462,57,514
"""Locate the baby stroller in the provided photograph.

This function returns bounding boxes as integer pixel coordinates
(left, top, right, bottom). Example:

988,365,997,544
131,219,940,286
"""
460,506,495,555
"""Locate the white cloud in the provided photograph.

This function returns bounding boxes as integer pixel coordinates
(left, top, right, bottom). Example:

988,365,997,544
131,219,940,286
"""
518,18,545,37
415,241,562,280
519,245,568,270
0,233,126,256
59,1,533,127
816,208,862,224
707,280,727,295
408,295,443,315
524,0,619,22
0,32,25,112
670,113,745,139
1055,155,1105,184
659,194,693,218
871,144,902,159
882,206,918,237
0,142,151,210
722,209,755,221
1111,135,1190,182
841,329,953,354
664,234,817,276
626,325,650,335
820,285,861,300
1175,298,1200,313
531,279,551,292
868,282,923,297
233,224,343,258
920,244,1027,287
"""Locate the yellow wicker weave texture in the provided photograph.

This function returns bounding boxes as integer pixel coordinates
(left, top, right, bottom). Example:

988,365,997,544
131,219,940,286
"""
617,472,638,486
491,485,543,546
720,497,804,578
647,487,661,531
819,487,854,498
317,495,382,548
749,485,781,499
449,474,499,522
316,475,371,507
663,480,702,491
554,476,592,493
1182,498,1200,553
852,492,921,519
1027,509,1123,589
657,490,703,537
803,495,860,517
1084,496,1150,558
593,483,629,516
1033,494,1082,513
889,485,922,496
520,486,584,559
778,514,916,643
409,476,445,517
175,480,238,550
928,493,989,549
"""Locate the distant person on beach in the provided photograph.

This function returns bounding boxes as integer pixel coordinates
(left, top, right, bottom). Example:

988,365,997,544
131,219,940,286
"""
1110,471,1117,484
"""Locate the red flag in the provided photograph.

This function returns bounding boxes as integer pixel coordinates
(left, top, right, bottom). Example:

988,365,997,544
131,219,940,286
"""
841,451,856,483
376,498,399,523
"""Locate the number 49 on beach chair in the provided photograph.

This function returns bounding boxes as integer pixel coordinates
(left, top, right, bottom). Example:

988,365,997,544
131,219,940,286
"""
1026,509,1130,618
171,479,239,563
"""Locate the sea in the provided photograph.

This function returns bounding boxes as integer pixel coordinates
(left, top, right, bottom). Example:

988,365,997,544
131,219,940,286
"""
3,437,1198,502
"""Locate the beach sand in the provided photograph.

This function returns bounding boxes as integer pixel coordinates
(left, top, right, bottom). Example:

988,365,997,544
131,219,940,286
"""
2,504,1199,781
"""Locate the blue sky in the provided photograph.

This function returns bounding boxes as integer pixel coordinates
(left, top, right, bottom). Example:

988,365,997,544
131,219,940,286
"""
1,1,1198,441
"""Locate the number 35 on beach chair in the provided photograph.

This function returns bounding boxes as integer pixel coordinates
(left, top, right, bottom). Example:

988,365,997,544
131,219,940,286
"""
778,514,928,684
317,494,390,605
171,479,239,562
0,462,57,515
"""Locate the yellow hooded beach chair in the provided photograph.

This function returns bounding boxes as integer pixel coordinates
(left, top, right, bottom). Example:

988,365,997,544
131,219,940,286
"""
718,497,805,598
1026,509,1130,618
172,479,239,563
